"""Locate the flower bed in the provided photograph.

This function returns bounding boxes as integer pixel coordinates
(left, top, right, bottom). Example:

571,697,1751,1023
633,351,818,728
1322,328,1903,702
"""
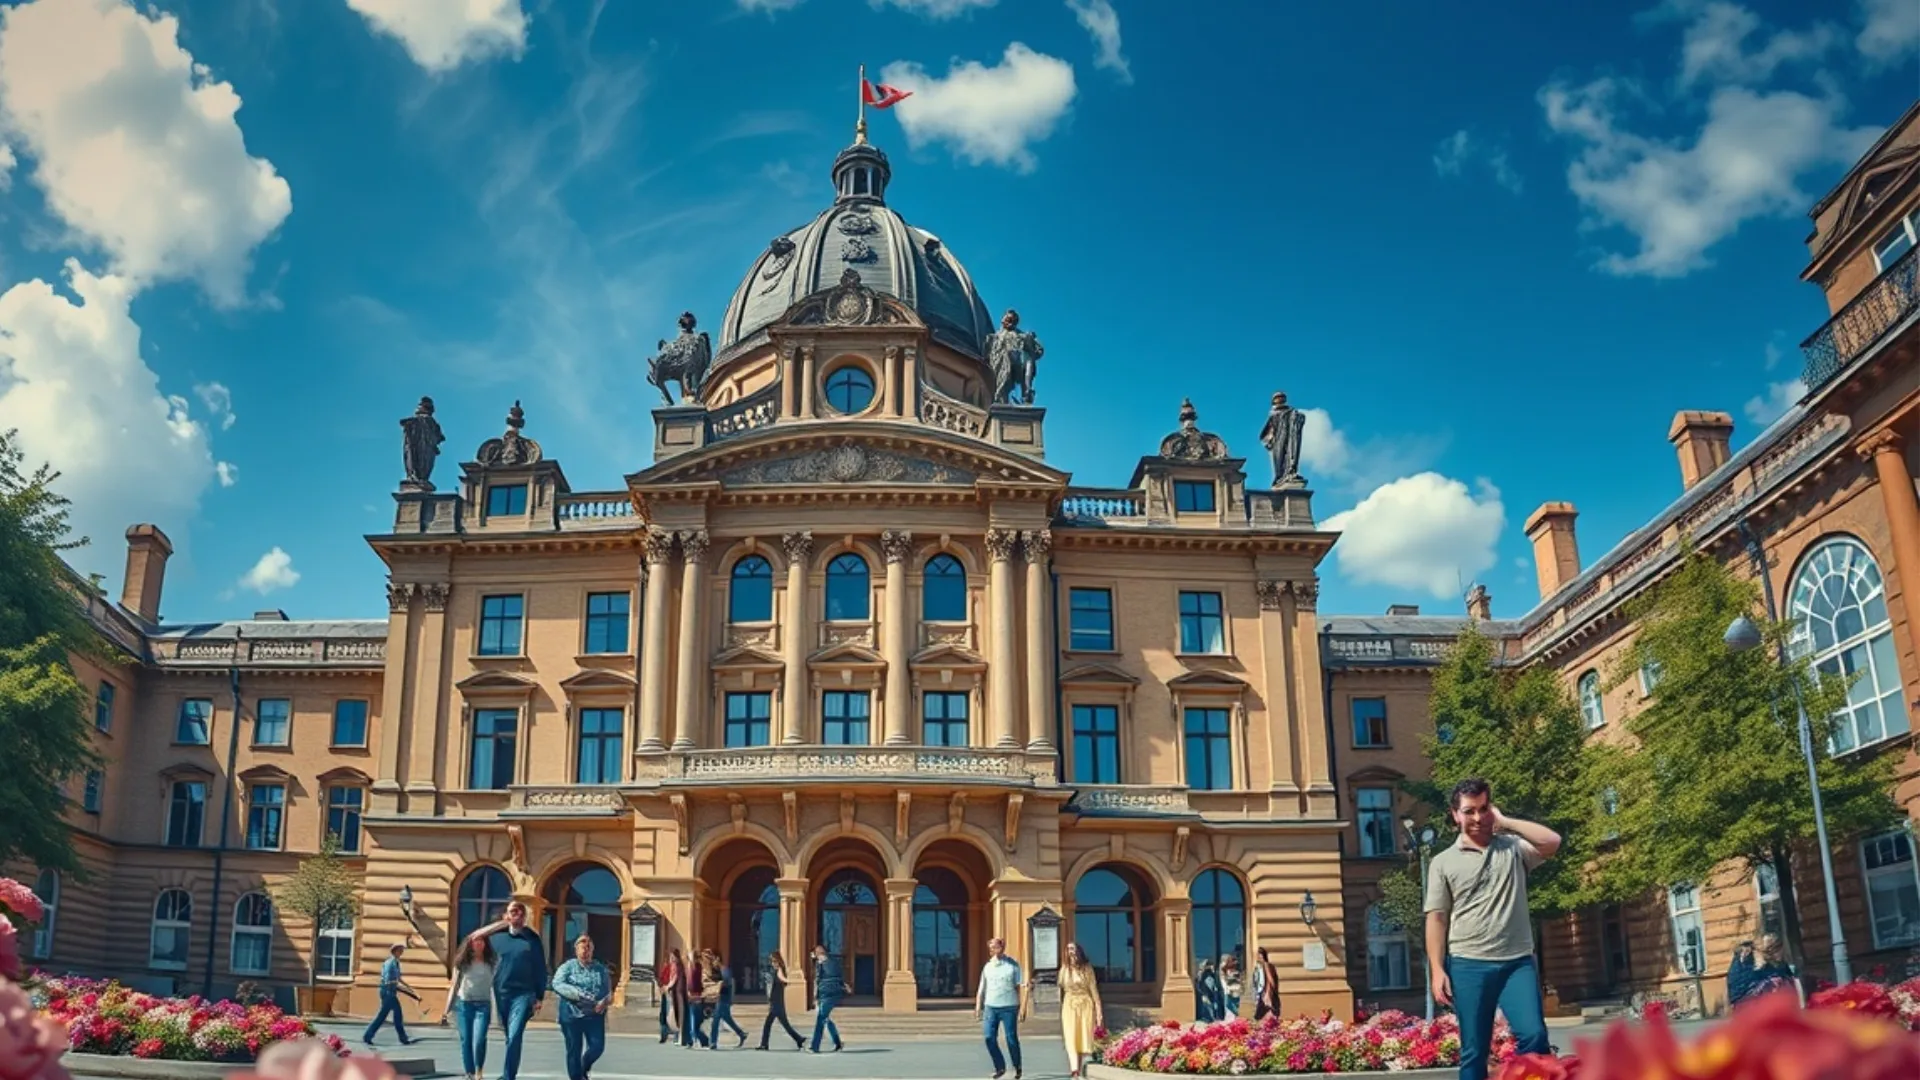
31,976,347,1064
1805,977,1920,1030
1096,1011,1514,1075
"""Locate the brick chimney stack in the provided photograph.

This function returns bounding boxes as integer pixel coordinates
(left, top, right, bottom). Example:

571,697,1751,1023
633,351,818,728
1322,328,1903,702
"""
121,524,173,623
1523,502,1581,601
1465,583,1492,621
1668,411,1735,490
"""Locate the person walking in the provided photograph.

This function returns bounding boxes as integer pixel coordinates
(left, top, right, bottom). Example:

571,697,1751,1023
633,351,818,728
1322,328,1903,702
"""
707,951,748,1048
1252,946,1281,1020
362,942,417,1048
551,935,613,1080
1423,777,1559,1080
657,948,682,1045
470,901,548,1080
973,936,1029,1080
685,951,711,1048
757,951,805,1051
1220,953,1243,1017
1727,935,1796,1006
440,936,495,1080
1194,959,1222,1022
1058,943,1103,1080
808,945,845,1053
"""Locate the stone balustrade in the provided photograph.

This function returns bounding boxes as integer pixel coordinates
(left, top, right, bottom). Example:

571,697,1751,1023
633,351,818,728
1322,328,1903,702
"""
557,493,639,523
1057,487,1145,523
154,637,387,667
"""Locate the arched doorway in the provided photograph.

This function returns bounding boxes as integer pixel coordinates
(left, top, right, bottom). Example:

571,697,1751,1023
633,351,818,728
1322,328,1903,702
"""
1074,863,1159,986
913,867,968,998
818,868,882,997
1191,867,1247,969
729,865,781,994
541,863,624,976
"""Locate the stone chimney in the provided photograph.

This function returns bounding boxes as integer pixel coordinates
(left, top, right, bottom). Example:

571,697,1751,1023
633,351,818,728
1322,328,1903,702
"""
1523,502,1581,601
1465,584,1492,621
252,609,289,621
1668,411,1735,490
1386,604,1421,616
121,523,173,623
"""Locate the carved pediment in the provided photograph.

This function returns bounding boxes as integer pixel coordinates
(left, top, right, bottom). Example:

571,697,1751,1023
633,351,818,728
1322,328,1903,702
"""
809,642,886,668
721,443,975,487
1166,669,1250,694
559,669,638,692
783,268,921,330
318,765,374,785
1059,661,1140,687
456,670,538,695
160,761,214,782
713,644,784,670
1347,764,1405,786
1836,151,1920,243
239,763,295,783
909,643,987,670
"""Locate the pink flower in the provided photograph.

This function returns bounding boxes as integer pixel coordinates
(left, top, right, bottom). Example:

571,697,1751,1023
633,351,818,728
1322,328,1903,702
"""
0,883,43,928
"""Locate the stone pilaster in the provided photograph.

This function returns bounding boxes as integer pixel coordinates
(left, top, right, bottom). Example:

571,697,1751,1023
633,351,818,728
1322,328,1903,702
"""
1288,579,1335,816
882,530,914,746
1022,530,1055,751
637,530,675,752
1256,579,1300,805
781,532,814,744
883,877,919,1011
373,580,413,812
672,531,709,751
404,582,450,812
776,877,809,1004
986,528,1021,748
1861,429,1920,663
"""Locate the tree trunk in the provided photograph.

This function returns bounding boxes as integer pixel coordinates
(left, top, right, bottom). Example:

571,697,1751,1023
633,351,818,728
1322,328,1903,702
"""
1771,844,1813,980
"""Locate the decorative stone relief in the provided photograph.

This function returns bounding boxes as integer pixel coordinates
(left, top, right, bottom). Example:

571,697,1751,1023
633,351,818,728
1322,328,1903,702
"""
720,445,972,486
841,237,877,264
725,626,776,650
419,583,450,613
1074,788,1189,813
1158,399,1228,462
523,789,625,810
881,530,914,564
506,823,529,874
788,267,912,329
644,529,677,565
669,794,689,854
925,624,971,647
837,208,879,236
678,530,710,563
386,581,415,612
476,401,543,466
948,791,966,834
1256,580,1284,611
760,237,796,294
1021,529,1051,562
985,528,1019,562
896,791,911,846
782,791,799,844
1173,825,1191,871
1005,793,1023,853
840,792,855,834
729,792,746,835
783,531,815,562
1287,579,1320,611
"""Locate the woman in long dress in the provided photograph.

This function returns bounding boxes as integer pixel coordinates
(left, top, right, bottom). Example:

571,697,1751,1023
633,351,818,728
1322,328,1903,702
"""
1059,943,1104,1080
1252,946,1281,1020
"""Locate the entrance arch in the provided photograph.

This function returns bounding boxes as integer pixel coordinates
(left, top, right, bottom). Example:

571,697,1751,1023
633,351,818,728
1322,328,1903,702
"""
541,862,624,975
701,836,783,995
911,837,993,999
808,836,890,999
1074,862,1159,987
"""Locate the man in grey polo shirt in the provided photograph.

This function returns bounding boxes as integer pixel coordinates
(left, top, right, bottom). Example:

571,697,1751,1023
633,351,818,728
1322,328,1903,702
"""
1424,778,1560,1080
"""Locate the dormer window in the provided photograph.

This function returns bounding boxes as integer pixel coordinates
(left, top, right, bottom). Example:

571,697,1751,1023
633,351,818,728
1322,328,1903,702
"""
1174,480,1216,513
1873,208,1920,271
486,484,527,516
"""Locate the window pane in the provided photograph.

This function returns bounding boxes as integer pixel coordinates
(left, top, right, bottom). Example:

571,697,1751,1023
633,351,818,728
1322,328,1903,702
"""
177,699,212,744
729,557,774,623
1072,704,1120,783
1179,592,1225,653
256,699,290,745
246,785,285,849
826,555,870,620
824,691,871,745
1174,480,1216,513
577,708,624,784
479,595,524,656
825,366,876,413
725,692,771,748
487,484,527,516
584,592,630,654
923,691,968,746
327,787,363,852
1184,708,1231,790
168,782,207,846
471,710,517,789
923,555,967,622
1351,698,1387,746
95,682,114,732
1069,589,1114,651
332,700,368,746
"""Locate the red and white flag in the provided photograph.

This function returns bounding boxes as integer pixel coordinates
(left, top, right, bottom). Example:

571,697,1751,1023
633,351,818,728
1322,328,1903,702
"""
862,78,912,109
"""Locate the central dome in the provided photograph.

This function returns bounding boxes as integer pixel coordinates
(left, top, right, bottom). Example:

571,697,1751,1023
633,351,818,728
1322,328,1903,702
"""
717,140,995,361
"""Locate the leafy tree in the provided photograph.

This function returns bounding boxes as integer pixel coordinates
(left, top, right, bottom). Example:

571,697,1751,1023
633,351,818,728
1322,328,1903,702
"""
1596,549,1901,973
1373,862,1425,936
0,430,102,873
272,835,362,990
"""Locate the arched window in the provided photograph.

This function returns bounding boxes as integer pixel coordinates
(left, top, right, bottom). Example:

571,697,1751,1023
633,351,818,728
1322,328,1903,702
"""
456,866,512,942
151,889,192,970
1190,868,1246,970
730,555,774,623
728,866,781,995
913,866,970,997
826,553,871,621
231,892,273,976
1789,537,1909,751
1366,904,1411,990
1578,670,1605,730
923,554,967,622
541,863,624,972
1074,864,1157,984
29,870,57,960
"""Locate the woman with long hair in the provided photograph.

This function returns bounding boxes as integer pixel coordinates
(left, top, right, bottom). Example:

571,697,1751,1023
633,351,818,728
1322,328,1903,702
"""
657,947,683,1045
440,935,495,1080
1220,952,1243,1017
756,950,805,1050
1252,946,1280,1020
1058,942,1104,1080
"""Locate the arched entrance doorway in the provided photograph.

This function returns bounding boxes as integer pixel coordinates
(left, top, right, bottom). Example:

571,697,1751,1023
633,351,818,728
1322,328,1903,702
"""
819,868,882,997
729,865,781,994
1074,863,1159,988
910,837,993,1000
541,863,624,976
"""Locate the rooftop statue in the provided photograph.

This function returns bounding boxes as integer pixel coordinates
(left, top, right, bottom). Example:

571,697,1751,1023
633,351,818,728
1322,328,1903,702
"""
399,396,444,492
647,312,712,406
1260,391,1307,489
477,401,542,466
988,309,1043,406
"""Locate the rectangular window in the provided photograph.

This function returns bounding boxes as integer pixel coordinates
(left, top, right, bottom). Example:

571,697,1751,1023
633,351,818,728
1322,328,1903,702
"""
95,681,115,733
176,699,213,745
478,594,524,656
1178,591,1226,654
1874,215,1916,271
246,784,285,850
823,691,871,746
1068,588,1114,651
254,698,291,746
326,786,364,853
331,700,369,747
166,781,207,847
1862,830,1920,949
1071,704,1121,784
1173,480,1216,513
316,913,356,981
1668,884,1706,975
724,692,772,748
486,483,527,516
922,692,969,746
576,707,624,784
83,769,103,813
1754,863,1785,942
1357,787,1397,856
1367,921,1411,991
1601,786,1621,841
1183,707,1232,790
469,709,518,790
1351,697,1388,748
583,592,631,654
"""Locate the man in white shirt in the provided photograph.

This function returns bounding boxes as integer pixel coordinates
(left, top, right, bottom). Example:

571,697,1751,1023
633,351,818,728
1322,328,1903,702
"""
973,937,1029,1080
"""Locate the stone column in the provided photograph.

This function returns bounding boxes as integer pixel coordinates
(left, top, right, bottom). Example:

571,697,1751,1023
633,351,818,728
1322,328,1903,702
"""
1256,580,1300,804
1288,579,1336,817
882,530,914,745
986,529,1021,748
777,877,810,1002
1861,429,1920,655
671,531,709,751
883,877,919,1011
1162,895,1197,1019
405,583,450,811
373,582,414,813
637,530,676,752
781,532,814,745
1021,530,1054,751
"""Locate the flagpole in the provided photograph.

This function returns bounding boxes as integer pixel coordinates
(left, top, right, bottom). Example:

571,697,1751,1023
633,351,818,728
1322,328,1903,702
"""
856,63,868,144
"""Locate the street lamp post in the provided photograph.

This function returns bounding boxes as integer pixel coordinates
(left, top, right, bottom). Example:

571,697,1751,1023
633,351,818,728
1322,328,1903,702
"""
1403,817,1439,1020
1724,518,1852,985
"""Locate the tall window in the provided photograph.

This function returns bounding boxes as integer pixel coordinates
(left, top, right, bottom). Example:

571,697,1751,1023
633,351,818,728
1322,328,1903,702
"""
1862,830,1920,949
478,594,524,656
94,682,114,732
1357,787,1397,857
1190,868,1245,969
176,698,212,744
576,708,623,784
255,698,291,746
1367,905,1411,990
1872,207,1920,270
1578,671,1605,730
729,556,774,623
923,554,967,622
326,786,364,853
1754,862,1784,941
1069,588,1114,651
1351,697,1388,747
246,784,285,850
824,365,876,413
826,554,870,620
486,483,527,516
1639,659,1664,696
1072,704,1120,783
1668,884,1705,975
332,700,369,747
583,592,630,654
1600,787,1621,840
29,871,56,960
1178,591,1225,654
82,770,103,813
231,893,273,976
166,781,207,847
470,709,518,789
823,691,870,745
151,889,192,970
1183,707,1232,790
317,912,355,980
922,692,968,746
1789,538,1908,752
724,692,771,748
456,867,512,941
1174,480,1216,513
1073,865,1156,984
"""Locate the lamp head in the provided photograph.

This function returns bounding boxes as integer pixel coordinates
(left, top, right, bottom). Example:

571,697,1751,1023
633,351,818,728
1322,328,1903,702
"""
1299,891,1317,926
398,884,414,916
1724,614,1764,654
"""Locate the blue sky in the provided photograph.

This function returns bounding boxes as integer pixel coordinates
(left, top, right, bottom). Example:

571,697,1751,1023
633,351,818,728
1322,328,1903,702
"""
0,0,1913,624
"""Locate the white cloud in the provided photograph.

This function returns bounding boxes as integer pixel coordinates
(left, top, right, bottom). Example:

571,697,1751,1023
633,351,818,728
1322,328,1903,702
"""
1668,0,1837,86
0,260,215,564
0,142,13,190
1744,378,1806,426
880,44,1076,172
0,0,292,307
1293,405,1448,496
873,0,996,17
215,460,239,487
239,546,299,594
1065,0,1130,83
1433,129,1522,193
343,0,526,72
195,381,236,430
1323,474,1507,600
1299,407,1354,481
1858,0,1920,63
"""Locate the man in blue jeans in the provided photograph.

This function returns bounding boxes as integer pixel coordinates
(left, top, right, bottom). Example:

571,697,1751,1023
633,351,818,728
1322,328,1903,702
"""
475,901,548,1080
809,945,845,1053
973,936,1028,1080
361,942,416,1048
1424,778,1560,1080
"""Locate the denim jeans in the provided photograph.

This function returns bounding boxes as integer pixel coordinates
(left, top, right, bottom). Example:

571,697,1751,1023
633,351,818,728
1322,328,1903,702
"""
658,992,677,1040
1448,956,1551,1080
559,1014,606,1080
810,996,841,1051
708,999,746,1046
687,1001,711,1047
362,989,409,1045
455,999,490,1075
496,991,540,1080
983,1004,1022,1073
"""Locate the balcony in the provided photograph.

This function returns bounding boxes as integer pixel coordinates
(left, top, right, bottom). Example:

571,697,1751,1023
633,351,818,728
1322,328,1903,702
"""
635,745,1051,785
556,493,639,529
1803,242,1919,391
1057,487,1146,524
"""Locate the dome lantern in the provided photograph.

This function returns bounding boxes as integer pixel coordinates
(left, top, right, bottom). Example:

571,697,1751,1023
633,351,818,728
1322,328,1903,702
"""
832,139,892,204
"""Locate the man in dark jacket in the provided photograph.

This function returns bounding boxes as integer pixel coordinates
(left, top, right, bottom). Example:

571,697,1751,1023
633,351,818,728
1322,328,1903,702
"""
472,901,547,1080
809,945,845,1053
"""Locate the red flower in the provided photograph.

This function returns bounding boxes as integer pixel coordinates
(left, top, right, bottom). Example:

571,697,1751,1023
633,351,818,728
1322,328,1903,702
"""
1808,981,1902,1020
132,1039,164,1059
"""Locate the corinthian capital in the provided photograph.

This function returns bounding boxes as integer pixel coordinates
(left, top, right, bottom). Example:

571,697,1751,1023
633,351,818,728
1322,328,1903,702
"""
644,528,676,565
782,530,814,562
1857,428,1904,460
1256,580,1284,611
1288,579,1319,611
385,580,414,612
419,582,450,613
678,529,710,563
881,530,915,564
985,528,1019,562
1021,529,1052,562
